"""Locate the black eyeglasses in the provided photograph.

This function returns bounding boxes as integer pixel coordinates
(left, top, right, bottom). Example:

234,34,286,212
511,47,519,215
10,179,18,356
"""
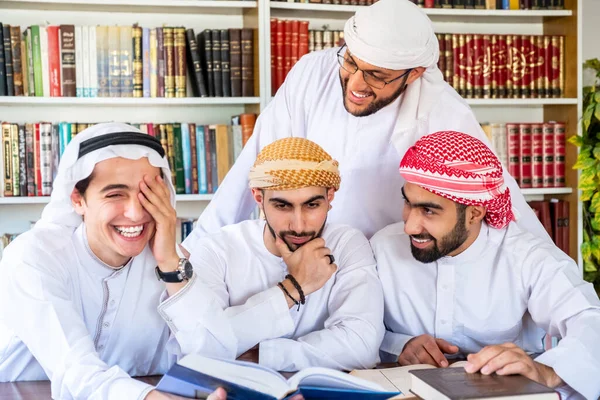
336,45,412,90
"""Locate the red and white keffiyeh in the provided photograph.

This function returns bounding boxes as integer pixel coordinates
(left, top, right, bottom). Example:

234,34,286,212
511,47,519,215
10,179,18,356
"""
399,130,515,229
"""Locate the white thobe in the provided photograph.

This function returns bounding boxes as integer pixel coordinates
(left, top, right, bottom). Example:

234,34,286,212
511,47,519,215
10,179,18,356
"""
188,219,384,372
0,223,237,400
183,48,548,250
371,221,600,400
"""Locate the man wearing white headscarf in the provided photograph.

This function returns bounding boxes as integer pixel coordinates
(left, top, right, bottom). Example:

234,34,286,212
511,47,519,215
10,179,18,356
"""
0,123,235,400
183,0,549,252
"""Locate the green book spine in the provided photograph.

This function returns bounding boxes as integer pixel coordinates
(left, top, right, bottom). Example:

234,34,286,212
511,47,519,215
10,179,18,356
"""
31,26,44,97
172,123,185,194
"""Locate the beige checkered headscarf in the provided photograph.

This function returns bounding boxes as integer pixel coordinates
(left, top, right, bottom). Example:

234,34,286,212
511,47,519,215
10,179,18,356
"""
248,138,341,191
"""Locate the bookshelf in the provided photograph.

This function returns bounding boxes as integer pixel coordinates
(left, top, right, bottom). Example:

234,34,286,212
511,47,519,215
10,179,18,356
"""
0,0,584,266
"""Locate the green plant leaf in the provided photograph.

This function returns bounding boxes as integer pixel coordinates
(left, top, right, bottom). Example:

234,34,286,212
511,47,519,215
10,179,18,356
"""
590,193,600,213
594,102,600,124
592,236,600,261
584,58,600,72
591,217,600,231
568,135,584,147
582,241,593,262
594,146,600,161
595,91,600,104
573,157,597,170
582,189,596,202
584,104,595,133
580,180,599,192
581,168,596,185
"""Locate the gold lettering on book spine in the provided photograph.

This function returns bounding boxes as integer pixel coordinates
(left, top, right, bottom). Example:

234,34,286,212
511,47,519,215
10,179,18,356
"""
175,27,186,98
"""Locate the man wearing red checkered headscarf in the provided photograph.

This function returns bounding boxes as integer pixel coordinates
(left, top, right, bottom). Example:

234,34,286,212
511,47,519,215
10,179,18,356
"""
372,131,600,400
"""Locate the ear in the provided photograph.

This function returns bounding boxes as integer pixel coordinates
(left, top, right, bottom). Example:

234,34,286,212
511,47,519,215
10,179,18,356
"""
251,188,264,210
326,187,335,204
467,205,486,225
406,67,426,85
71,189,86,216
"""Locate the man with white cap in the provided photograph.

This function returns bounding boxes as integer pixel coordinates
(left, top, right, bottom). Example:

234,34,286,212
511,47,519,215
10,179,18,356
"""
0,123,235,400
182,0,548,252
187,137,384,372
371,131,600,400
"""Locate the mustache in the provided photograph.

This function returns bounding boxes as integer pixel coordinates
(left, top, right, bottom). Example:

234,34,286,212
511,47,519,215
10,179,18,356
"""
411,234,435,241
280,231,315,238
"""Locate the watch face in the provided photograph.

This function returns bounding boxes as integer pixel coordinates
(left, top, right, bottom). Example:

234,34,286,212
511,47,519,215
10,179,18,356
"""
183,260,194,279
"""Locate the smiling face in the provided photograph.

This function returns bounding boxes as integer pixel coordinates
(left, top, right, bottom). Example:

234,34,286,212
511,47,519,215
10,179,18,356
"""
71,157,162,267
338,48,424,117
252,186,335,254
401,182,485,263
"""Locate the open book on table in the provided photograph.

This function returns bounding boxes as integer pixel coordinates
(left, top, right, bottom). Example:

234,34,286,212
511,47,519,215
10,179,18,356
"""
350,361,469,399
156,353,401,400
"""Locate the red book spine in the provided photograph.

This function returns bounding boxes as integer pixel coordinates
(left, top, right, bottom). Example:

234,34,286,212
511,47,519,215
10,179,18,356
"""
542,122,555,188
47,26,62,97
290,20,299,67
511,35,522,98
506,123,520,186
544,35,551,99
275,20,284,93
452,35,461,95
270,18,277,96
298,21,309,59
34,123,42,196
531,123,544,188
283,21,293,80
553,121,566,187
499,35,508,98
425,0,435,7
482,35,491,99
519,123,532,188
561,201,570,256
465,34,474,98
521,35,532,98
473,34,484,98
437,34,446,80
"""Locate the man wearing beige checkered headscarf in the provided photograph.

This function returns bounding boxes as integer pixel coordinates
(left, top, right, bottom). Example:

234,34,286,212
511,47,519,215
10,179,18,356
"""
187,137,384,372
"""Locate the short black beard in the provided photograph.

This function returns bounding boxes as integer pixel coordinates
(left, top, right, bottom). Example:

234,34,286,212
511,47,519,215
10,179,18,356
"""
264,212,327,252
339,71,409,117
410,208,469,263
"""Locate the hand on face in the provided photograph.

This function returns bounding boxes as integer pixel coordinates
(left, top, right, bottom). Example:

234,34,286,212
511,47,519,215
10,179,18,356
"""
398,334,459,367
138,175,179,270
275,236,337,296
464,343,563,388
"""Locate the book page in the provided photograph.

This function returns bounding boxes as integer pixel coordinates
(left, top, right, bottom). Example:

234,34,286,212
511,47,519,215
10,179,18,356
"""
289,367,387,393
350,362,469,399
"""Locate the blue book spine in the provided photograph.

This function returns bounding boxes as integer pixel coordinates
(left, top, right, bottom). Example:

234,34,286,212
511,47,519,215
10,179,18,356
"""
59,123,71,157
181,123,192,195
502,0,509,9
196,125,208,194
142,27,150,97
210,128,218,192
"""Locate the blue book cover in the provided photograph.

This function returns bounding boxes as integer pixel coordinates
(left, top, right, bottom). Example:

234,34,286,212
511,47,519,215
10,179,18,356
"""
196,125,208,194
58,123,71,157
142,27,150,98
502,0,509,9
209,126,218,193
181,123,192,194
157,354,399,400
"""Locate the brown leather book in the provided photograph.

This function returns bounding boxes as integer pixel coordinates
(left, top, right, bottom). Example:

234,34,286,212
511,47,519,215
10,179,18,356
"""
220,29,231,97
558,36,564,98
506,35,514,98
444,34,453,86
157,27,165,97
132,26,143,98
543,35,551,99
241,28,254,97
211,29,222,97
536,35,545,98
229,28,242,97
163,27,175,98
437,34,446,82
185,28,208,98
549,199,563,250
410,367,559,400
189,123,199,194
10,26,23,96
174,27,187,98
3,25,14,96
240,113,257,147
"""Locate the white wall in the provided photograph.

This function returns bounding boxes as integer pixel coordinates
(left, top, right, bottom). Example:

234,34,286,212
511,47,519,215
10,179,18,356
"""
582,0,600,85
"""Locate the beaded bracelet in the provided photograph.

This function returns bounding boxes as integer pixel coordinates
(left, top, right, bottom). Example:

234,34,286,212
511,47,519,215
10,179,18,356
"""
278,281,300,310
285,274,306,305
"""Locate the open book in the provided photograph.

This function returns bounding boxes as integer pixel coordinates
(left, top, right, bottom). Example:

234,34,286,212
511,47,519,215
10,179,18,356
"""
156,354,401,400
350,361,469,399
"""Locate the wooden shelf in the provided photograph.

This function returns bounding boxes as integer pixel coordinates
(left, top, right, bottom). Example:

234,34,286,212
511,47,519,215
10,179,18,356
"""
0,97,260,106
269,2,571,17
521,187,573,195
0,194,214,205
467,98,578,106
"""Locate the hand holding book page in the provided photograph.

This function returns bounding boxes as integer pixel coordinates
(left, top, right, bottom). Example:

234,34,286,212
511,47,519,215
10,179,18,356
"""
398,334,460,368
156,354,400,400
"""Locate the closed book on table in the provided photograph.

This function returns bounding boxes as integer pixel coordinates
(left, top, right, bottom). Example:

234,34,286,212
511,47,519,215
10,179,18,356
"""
410,367,558,400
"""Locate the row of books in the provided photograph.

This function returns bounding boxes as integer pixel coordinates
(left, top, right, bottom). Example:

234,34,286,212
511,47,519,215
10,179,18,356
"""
0,115,257,197
481,121,565,189
270,0,379,4
436,33,565,99
270,20,345,94
529,199,570,255
0,23,255,98
407,0,564,9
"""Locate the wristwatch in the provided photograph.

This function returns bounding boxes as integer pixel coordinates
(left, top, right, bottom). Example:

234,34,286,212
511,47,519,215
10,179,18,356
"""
155,258,194,283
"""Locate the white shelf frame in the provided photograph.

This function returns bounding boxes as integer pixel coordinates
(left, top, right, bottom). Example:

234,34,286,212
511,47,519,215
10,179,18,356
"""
269,2,572,17
0,97,261,106
0,0,258,9
0,194,214,205
467,98,578,106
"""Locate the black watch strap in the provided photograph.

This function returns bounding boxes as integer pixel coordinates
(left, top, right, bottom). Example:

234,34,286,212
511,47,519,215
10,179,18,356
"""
155,258,193,283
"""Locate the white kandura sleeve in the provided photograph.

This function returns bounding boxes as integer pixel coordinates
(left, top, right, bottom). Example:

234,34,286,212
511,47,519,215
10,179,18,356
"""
523,246,600,400
259,231,385,371
0,257,152,400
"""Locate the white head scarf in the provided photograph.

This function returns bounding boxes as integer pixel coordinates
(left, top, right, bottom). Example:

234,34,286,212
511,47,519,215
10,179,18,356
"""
38,122,175,232
343,0,449,153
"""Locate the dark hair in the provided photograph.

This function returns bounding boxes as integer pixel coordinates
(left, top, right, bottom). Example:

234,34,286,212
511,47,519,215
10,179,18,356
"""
74,173,94,196
455,202,467,222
